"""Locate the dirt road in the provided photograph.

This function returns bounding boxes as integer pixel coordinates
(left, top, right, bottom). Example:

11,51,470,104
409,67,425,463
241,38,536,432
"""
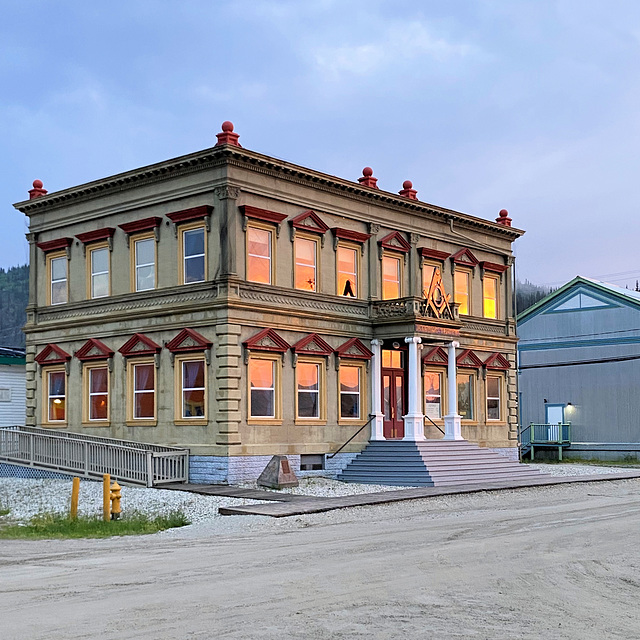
2,480,640,639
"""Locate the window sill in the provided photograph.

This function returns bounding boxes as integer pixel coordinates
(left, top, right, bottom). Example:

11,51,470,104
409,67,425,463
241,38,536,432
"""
126,420,157,427
295,419,327,426
248,419,283,426
82,421,110,428
40,422,68,428
338,419,368,427
174,419,208,426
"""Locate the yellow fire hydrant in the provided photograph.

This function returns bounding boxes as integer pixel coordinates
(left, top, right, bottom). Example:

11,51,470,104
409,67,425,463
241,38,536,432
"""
109,481,122,520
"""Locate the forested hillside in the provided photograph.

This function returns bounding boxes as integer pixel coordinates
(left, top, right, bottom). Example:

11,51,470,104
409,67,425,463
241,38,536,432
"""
515,279,555,315
0,264,28,348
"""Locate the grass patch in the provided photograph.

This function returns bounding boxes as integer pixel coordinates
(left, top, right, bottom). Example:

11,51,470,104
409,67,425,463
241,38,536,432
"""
0,507,9,517
0,510,190,539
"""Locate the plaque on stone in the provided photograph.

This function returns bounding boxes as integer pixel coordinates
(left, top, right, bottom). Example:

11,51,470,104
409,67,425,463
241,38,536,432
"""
257,455,299,489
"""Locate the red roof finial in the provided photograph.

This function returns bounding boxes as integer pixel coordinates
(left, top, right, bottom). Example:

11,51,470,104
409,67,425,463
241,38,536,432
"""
357,166,378,189
29,179,48,200
399,180,417,200
496,208,512,227
215,121,241,147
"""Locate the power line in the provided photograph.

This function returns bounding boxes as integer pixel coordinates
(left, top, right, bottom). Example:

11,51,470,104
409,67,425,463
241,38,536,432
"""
519,353,640,370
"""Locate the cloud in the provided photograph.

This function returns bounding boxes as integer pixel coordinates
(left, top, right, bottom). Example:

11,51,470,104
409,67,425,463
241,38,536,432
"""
314,20,476,79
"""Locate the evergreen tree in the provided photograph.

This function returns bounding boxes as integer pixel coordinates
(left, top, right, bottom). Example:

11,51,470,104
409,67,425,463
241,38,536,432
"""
0,264,28,348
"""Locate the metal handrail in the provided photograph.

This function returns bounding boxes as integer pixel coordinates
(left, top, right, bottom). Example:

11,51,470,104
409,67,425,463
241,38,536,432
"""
327,414,375,459
424,414,445,436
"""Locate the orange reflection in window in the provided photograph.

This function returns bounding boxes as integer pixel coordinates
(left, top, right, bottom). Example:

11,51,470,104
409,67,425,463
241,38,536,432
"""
454,271,469,315
382,255,401,300
247,227,271,284
295,237,316,291
250,359,274,388
483,276,497,319
337,246,357,297
422,264,435,297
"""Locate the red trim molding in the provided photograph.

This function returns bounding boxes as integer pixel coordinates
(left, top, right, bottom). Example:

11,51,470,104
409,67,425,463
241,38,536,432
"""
422,346,449,365
456,349,484,369
166,328,213,354
484,352,511,370
289,210,329,236
335,337,373,360
35,344,71,365
243,328,291,353
291,333,333,356
480,261,508,274
331,228,372,245
36,238,73,253
75,339,114,361
166,205,213,225
76,228,116,245
419,248,450,262
451,248,479,267
118,333,162,357
240,205,287,225
119,217,163,236
379,231,411,254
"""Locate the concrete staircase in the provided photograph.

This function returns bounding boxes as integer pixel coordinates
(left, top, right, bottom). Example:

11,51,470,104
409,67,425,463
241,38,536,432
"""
337,440,547,486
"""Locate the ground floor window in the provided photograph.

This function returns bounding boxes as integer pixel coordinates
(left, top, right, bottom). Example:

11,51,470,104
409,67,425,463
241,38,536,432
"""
457,372,475,421
339,364,362,421
295,357,326,424
44,367,66,424
249,356,280,420
175,355,207,424
127,358,156,425
83,363,109,424
486,375,502,421
424,370,443,420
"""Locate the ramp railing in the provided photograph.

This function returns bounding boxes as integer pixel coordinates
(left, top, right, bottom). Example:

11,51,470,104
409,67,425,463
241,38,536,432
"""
0,426,189,487
519,422,571,461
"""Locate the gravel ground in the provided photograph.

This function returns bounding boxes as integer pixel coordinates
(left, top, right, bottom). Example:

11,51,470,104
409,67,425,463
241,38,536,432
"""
0,462,634,527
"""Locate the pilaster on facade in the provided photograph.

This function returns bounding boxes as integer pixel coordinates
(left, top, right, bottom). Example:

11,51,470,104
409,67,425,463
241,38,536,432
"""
214,323,242,445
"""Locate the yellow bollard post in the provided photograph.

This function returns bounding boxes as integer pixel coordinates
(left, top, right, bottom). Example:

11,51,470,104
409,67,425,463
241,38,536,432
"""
70,477,80,520
110,481,122,520
103,474,111,522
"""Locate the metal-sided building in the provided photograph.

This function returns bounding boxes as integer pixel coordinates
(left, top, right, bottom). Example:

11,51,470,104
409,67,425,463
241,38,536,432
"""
0,347,26,427
12,122,526,484
518,276,640,460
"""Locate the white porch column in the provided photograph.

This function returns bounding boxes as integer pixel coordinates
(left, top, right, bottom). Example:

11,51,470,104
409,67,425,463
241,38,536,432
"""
370,339,385,441
403,336,425,441
444,340,463,440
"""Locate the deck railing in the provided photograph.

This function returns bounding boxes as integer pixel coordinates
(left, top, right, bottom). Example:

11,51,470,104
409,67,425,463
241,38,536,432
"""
519,422,571,461
0,426,189,487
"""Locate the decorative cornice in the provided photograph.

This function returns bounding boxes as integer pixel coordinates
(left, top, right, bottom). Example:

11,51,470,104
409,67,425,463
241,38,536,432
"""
289,210,329,235
76,227,116,245
166,205,213,225
451,248,479,267
214,186,241,200
35,344,71,365
118,217,163,236
331,227,371,245
291,333,333,356
166,328,213,353
484,352,511,370
335,337,373,360
480,261,509,274
14,145,524,240
75,338,115,361
239,205,287,225
379,231,411,254
456,348,484,368
36,237,73,253
419,247,450,262
243,328,290,353
119,333,162,357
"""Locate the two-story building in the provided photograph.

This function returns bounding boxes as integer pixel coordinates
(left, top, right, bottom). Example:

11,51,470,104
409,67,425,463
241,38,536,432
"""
14,122,524,483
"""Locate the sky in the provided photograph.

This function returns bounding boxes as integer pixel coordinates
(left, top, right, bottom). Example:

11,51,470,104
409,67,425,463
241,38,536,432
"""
3,0,640,288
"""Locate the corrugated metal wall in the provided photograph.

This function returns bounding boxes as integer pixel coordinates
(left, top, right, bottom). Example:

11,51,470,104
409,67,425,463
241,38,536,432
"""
518,288,640,444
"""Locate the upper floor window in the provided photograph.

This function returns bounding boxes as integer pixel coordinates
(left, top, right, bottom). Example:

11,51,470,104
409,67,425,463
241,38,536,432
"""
48,252,68,306
134,235,156,291
454,270,470,315
382,254,402,300
294,236,318,291
483,275,498,319
180,224,206,284
247,225,272,284
337,245,358,297
89,244,110,299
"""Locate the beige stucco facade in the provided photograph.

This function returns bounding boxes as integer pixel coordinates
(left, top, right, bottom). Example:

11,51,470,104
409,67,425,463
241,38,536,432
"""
15,124,524,483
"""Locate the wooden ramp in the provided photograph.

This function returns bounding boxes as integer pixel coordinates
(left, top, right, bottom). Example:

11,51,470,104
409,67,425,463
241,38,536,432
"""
215,471,640,517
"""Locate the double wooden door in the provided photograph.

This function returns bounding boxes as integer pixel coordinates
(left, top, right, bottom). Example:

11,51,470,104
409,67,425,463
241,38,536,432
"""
382,368,405,439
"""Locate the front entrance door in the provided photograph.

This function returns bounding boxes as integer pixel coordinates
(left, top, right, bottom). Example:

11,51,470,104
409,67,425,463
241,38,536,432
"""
382,348,406,438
